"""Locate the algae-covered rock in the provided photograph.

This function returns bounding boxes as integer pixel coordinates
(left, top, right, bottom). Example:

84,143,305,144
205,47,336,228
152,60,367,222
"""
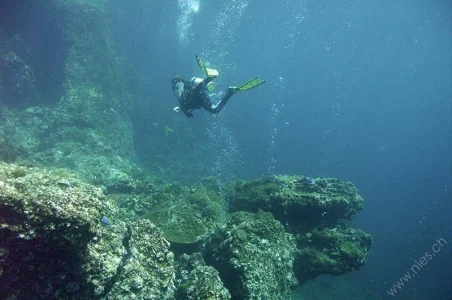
0,162,114,298
107,219,176,299
0,162,175,299
204,211,298,300
294,225,373,282
176,253,231,300
141,180,229,244
229,175,364,230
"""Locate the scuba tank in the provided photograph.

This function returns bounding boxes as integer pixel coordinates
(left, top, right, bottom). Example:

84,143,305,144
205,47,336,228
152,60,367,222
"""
191,77,215,92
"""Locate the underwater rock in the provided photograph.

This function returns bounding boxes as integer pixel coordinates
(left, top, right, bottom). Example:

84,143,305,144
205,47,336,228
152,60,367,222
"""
204,211,298,300
0,133,27,162
140,181,229,244
105,219,176,299
0,30,39,108
294,225,373,282
229,175,364,231
0,0,137,185
0,50,40,107
0,162,176,299
176,253,231,300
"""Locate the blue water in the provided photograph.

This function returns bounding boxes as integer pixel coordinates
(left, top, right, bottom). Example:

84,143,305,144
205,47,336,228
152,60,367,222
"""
113,1,452,299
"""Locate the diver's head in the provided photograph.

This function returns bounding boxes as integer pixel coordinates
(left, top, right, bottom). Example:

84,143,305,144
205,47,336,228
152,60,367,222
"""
172,75,184,90
172,75,185,99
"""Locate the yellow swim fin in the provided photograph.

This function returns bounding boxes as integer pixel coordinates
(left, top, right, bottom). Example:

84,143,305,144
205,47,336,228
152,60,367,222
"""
232,77,265,92
195,55,219,78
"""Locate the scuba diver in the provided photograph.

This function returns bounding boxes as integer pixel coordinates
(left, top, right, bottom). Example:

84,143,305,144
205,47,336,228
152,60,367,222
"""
172,55,265,118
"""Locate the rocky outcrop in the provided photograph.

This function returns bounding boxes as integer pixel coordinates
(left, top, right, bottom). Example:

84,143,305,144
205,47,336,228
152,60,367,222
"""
34,0,136,184
0,162,175,299
204,211,298,300
226,175,372,283
228,175,364,231
294,225,373,282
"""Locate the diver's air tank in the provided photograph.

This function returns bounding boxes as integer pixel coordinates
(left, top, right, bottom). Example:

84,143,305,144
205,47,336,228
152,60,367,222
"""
191,77,215,92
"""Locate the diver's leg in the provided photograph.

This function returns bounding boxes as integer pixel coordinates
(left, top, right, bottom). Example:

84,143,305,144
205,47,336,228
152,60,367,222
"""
203,88,235,114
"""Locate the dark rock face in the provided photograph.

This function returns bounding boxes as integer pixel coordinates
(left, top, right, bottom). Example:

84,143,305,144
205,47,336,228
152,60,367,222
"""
0,0,66,107
204,211,298,300
0,48,40,107
0,162,176,299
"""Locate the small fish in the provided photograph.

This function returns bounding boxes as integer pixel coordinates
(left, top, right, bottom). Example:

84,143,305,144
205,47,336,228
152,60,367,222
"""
165,126,174,136
100,216,112,227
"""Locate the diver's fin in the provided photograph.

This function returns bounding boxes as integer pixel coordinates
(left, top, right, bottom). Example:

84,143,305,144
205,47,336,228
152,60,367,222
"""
234,77,265,92
205,67,219,77
195,55,219,78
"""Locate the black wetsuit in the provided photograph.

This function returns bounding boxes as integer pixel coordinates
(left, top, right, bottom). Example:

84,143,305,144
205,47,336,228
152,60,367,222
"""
172,75,234,118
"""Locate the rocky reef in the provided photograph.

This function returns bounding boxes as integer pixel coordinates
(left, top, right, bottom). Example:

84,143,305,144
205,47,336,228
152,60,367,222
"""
0,162,175,299
225,175,372,286
0,161,372,299
0,0,373,298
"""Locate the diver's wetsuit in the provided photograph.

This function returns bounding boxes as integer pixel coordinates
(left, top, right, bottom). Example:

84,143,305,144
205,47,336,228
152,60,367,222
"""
172,75,234,118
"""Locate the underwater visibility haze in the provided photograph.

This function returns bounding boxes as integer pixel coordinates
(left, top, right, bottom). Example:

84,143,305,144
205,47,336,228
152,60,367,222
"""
0,0,451,299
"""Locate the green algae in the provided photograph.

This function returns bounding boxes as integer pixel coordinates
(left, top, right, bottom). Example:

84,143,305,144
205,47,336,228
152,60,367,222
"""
140,181,228,244
294,225,373,282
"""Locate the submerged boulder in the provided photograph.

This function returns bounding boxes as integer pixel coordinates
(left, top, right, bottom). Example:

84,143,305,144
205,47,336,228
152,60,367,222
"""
0,162,175,299
294,225,373,282
204,211,298,300
229,175,364,231
176,253,231,300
